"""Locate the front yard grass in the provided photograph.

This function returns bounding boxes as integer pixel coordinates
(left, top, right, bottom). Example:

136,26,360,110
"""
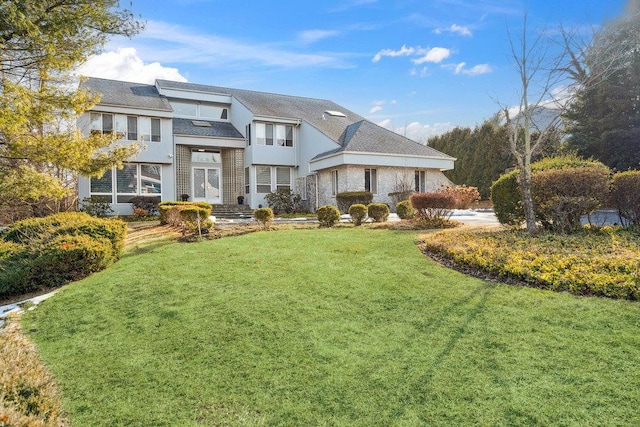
21,227,640,426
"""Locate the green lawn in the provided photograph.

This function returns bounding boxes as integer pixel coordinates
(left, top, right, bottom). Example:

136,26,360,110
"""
23,228,640,426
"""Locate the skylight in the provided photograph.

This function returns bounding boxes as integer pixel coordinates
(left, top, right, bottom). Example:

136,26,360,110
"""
191,120,212,127
324,110,347,118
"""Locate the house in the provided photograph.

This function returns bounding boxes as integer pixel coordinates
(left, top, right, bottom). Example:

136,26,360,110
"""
77,77,455,215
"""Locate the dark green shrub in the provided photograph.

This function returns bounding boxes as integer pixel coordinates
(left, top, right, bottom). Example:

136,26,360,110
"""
264,189,303,214
348,204,367,226
317,205,340,227
27,235,114,288
491,156,611,230
411,192,456,221
3,212,126,258
0,213,126,298
367,203,390,223
396,200,414,220
611,171,640,228
532,166,610,233
79,196,113,217
336,191,373,213
130,196,161,216
254,207,274,228
490,170,524,226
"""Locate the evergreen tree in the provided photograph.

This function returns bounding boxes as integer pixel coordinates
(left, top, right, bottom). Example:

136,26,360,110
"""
565,9,640,170
0,1,143,217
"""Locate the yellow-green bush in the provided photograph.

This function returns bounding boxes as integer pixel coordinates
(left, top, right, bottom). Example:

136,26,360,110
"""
423,228,640,300
180,207,214,233
396,200,414,219
159,201,212,225
317,205,340,227
367,203,390,223
254,207,274,228
348,204,367,226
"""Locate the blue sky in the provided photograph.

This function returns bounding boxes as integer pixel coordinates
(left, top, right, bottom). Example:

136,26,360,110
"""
78,0,628,142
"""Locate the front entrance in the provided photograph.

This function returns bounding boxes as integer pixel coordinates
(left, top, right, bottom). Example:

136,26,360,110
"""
193,167,221,204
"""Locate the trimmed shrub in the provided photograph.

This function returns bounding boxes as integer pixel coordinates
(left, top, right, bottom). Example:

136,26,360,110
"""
444,185,481,209
254,207,274,229
179,207,214,234
396,200,414,220
611,171,640,228
159,201,212,225
3,212,127,258
490,170,523,226
336,191,373,213
317,205,340,227
491,156,612,229
0,213,126,298
411,192,456,221
367,203,390,223
532,166,610,233
79,196,113,217
348,204,367,226
130,195,161,216
264,188,303,214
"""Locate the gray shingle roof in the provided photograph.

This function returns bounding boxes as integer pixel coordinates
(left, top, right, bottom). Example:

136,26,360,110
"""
81,77,172,111
172,118,244,139
156,79,365,142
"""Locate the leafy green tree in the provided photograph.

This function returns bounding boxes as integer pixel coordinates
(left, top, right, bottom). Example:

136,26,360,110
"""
0,1,142,217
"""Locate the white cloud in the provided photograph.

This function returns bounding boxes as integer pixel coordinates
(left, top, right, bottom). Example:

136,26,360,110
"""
377,119,454,142
437,24,472,37
410,66,429,78
298,30,340,44
110,20,347,70
411,47,451,64
372,45,415,62
448,61,492,76
76,48,187,83
369,100,385,113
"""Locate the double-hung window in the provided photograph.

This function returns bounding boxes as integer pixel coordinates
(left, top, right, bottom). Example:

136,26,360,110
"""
127,116,138,141
276,167,291,190
415,170,426,192
256,166,272,193
365,168,377,194
331,170,339,196
90,113,114,135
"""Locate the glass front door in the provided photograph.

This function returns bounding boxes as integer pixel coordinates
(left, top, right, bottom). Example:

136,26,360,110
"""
193,167,221,204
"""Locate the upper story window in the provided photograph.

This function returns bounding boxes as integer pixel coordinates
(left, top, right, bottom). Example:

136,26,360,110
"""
90,113,113,135
255,123,293,147
90,113,160,142
170,101,228,121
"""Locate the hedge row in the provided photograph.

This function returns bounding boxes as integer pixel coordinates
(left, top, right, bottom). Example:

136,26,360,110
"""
0,213,126,298
159,201,212,225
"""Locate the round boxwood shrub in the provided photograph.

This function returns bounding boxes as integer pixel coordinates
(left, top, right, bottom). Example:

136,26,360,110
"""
396,200,414,219
317,205,340,227
254,207,274,228
367,203,390,223
490,169,523,226
611,170,640,228
348,204,367,226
